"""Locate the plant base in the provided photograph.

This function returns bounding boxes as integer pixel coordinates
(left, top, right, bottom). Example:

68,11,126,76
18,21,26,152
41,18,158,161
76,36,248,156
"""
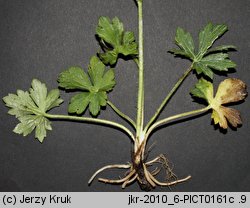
88,152,191,190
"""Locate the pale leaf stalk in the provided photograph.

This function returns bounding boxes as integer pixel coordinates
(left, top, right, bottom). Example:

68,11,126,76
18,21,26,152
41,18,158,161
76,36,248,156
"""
145,106,211,140
44,113,135,142
107,101,136,129
144,63,194,132
133,58,139,68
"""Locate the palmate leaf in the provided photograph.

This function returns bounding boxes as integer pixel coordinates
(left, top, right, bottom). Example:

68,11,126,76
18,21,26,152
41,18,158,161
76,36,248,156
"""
58,56,115,116
3,79,63,142
96,16,138,65
191,78,247,129
170,23,236,79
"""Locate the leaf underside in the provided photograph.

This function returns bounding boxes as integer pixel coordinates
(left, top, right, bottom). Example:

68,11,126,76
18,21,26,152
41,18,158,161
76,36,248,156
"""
3,79,63,142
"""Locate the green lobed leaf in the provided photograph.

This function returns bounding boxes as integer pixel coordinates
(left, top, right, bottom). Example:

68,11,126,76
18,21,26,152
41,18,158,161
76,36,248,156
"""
99,69,115,91
68,92,91,114
170,23,236,79
89,92,107,116
173,27,195,59
119,31,138,56
197,23,228,60
35,116,52,143
3,79,63,142
46,89,64,111
190,78,214,104
3,91,35,117
200,53,236,71
193,53,236,79
96,16,123,46
205,45,236,55
88,56,115,91
30,79,48,112
96,16,138,65
68,91,107,116
169,48,191,57
58,66,92,90
193,62,214,79
13,115,38,136
99,51,118,65
88,56,106,88
59,56,115,116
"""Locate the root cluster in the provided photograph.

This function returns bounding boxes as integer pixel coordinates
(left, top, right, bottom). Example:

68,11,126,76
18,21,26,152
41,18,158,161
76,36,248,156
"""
88,154,191,190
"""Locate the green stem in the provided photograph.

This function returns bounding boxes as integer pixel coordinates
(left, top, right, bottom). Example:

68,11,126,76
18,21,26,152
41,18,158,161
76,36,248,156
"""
44,113,135,142
136,0,144,141
144,63,194,132
145,106,211,139
107,101,136,129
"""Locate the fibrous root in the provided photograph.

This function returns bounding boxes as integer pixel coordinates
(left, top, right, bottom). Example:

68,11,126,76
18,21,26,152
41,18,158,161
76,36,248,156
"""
88,154,191,190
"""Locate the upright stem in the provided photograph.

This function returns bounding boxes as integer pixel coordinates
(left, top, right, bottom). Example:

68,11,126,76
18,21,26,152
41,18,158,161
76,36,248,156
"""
136,0,145,142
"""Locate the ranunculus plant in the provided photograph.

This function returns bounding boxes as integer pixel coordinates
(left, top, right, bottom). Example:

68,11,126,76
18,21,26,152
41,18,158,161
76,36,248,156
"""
3,0,247,191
